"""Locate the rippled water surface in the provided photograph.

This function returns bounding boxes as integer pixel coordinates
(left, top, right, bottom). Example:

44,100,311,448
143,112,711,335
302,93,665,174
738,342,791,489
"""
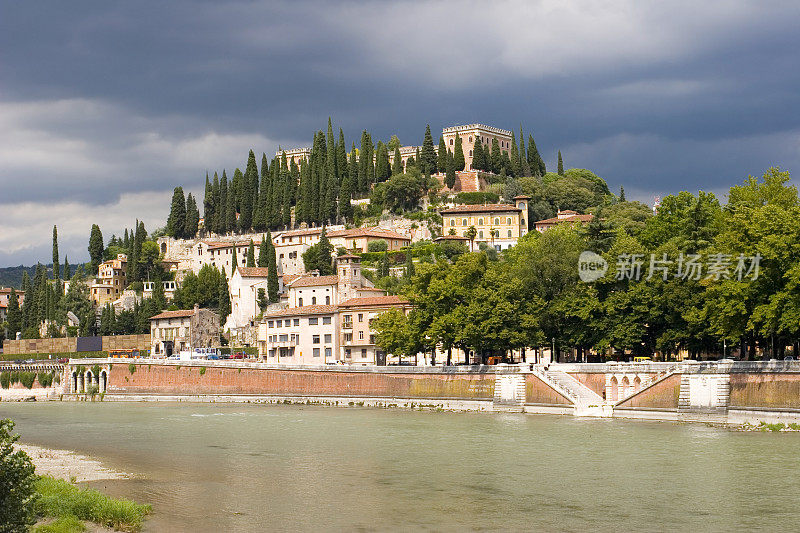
3,402,800,532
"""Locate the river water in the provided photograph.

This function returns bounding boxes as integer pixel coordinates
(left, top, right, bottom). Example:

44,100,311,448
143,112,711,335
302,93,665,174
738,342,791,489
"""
3,402,800,532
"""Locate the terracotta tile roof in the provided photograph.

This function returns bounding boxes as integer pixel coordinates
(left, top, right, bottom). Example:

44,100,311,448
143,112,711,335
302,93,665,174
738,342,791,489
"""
149,309,196,320
278,228,326,238
0,301,7,308
236,267,271,278
0,288,23,294
282,274,302,283
534,214,594,226
264,304,337,318
328,228,410,240
440,203,522,214
339,295,410,307
289,275,339,287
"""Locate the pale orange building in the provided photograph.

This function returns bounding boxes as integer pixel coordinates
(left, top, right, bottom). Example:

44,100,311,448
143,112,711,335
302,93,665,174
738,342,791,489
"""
439,196,530,250
90,254,128,305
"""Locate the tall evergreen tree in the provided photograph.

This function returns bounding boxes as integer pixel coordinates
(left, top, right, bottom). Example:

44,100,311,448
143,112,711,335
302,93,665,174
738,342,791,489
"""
509,131,521,177
527,134,546,177
348,142,360,200
88,224,104,274
557,150,564,176
337,129,348,185
218,275,231,323
246,239,255,268
6,288,21,338
185,193,200,238
519,128,531,176
445,150,456,190
375,141,390,182
472,137,486,171
284,161,295,227
258,236,269,267
167,187,187,238
438,136,448,174
420,124,437,175
226,174,236,233
211,172,220,234
63,256,71,280
51,225,59,281
453,134,465,172
405,250,415,279
239,151,257,232
203,173,213,235
231,243,238,272
491,138,502,174
218,171,229,233
392,145,403,176
619,186,626,202
266,232,279,303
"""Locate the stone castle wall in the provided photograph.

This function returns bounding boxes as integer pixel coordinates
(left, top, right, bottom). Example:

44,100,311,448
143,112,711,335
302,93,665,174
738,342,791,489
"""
3,334,150,355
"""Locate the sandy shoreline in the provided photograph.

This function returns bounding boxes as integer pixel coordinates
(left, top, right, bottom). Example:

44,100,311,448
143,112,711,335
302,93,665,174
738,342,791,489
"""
17,443,131,482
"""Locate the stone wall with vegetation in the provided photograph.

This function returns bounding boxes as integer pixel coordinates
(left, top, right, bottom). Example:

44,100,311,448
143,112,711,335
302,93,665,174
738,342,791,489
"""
729,373,800,409
616,374,680,409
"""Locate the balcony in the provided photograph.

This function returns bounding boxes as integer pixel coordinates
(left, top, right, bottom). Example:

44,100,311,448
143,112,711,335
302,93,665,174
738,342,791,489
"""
342,321,353,330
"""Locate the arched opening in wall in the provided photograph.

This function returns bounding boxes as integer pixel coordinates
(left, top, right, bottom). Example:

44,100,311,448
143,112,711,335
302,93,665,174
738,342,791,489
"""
85,371,93,393
100,370,108,393
610,376,618,402
161,242,167,254
621,376,630,398
71,372,77,393
165,341,174,358
633,376,641,393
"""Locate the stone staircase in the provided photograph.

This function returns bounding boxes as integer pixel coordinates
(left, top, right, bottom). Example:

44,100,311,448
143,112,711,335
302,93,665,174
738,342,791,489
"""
493,373,526,412
533,367,607,417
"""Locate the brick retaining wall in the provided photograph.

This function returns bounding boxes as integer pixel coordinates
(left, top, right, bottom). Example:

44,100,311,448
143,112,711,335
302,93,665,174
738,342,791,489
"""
106,362,496,400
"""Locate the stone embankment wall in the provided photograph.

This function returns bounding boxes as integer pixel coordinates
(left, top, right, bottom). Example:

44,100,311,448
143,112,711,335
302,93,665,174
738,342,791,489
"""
729,373,800,409
106,361,497,401
3,335,149,355
616,374,681,409
525,374,571,405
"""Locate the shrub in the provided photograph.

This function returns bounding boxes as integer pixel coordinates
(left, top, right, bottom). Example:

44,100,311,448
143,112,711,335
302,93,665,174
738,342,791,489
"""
455,191,500,205
0,371,9,389
20,371,37,389
199,367,206,376
367,239,388,252
0,419,38,530
128,363,136,375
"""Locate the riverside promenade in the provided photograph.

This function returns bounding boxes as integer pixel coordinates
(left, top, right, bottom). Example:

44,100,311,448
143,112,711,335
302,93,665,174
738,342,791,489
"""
55,358,800,426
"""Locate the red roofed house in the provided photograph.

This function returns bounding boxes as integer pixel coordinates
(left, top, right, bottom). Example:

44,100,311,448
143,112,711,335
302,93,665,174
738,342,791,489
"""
534,210,594,232
439,195,530,250
149,305,220,357
257,255,410,365
339,295,411,365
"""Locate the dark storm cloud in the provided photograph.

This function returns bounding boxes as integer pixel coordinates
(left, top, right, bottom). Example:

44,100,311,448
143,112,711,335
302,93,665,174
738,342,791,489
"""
1,0,799,265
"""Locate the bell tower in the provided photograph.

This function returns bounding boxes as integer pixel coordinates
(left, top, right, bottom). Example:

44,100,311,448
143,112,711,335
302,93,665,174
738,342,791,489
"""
336,254,363,302
514,195,531,236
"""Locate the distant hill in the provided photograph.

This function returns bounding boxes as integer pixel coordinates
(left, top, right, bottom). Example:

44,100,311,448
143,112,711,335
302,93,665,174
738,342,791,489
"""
0,265,38,289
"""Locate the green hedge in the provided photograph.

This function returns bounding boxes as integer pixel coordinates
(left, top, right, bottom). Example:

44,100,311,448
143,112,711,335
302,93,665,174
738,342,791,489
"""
0,351,108,362
455,191,500,205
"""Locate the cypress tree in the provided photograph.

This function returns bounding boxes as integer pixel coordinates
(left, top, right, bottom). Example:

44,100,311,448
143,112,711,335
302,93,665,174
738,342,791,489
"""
491,139,502,174
247,239,255,268
337,128,348,184
324,131,339,223
52,225,59,281
258,236,268,267
557,150,564,176
203,173,213,235
6,288,21,338
185,193,200,238
445,150,456,190
231,243,238,273
312,133,324,223
472,137,485,171
266,232,279,303
269,155,281,228
509,131,521,177
63,256,71,280
211,172,220,234
297,158,310,223
285,160,296,227
167,187,186,238
219,275,231,323
528,134,546,177
375,141,390,182
619,186,626,202
218,171,228,233
348,143,360,200
453,134,465,172
316,227,334,276
405,250,415,279
380,251,389,278
438,136,448,174
420,125,437,175
519,128,531,176
392,145,403,176
226,175,236,233
232,167,247,232
88,224,104,274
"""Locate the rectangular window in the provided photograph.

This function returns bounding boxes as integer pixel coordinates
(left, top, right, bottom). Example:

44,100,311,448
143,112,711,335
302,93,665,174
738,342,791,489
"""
294,318,299,326
324,334,332,343
325,347,332,358
359,331,364,340
345,333,353,342
279,334,288,342
313,348,320,357
309,318,318,325
362,349,368,358
323,316,331,325
313,335,320,344
358,314,363,323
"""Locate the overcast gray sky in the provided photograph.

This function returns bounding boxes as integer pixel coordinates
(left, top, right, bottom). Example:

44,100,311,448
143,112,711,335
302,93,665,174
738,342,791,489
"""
1,0,799,267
